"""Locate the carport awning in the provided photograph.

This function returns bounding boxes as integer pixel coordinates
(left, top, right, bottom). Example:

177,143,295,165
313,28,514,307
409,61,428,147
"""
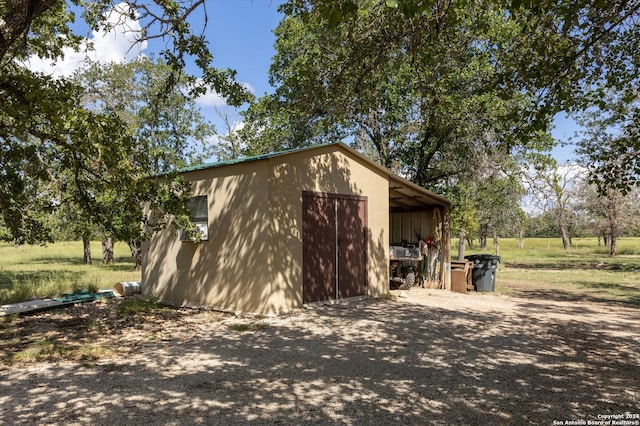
388,176,450,212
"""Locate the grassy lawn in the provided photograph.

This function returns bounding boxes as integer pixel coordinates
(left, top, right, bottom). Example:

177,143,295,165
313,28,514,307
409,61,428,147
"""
0,241,141,305
2,238,639,306
462,237,640,306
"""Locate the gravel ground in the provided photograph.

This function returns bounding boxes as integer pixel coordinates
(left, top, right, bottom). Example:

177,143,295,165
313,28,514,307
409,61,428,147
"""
0,287,638,425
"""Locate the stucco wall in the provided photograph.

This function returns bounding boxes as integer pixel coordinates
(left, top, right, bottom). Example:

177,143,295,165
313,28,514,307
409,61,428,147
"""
143,145,390,314
142,160,274,313
266,146,390,311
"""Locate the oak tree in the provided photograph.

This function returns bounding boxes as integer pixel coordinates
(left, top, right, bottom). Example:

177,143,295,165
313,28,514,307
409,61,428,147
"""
1,1,246,247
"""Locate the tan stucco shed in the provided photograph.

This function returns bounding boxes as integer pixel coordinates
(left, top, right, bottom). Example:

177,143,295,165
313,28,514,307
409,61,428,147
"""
142,143,451,314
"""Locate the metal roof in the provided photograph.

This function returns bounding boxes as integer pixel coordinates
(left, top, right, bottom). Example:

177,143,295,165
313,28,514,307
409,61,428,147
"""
388,176,449,211
175,143,450,210
175,144,335,174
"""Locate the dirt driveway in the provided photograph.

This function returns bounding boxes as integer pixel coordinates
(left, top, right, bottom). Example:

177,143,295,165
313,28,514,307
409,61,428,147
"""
1,287,639,425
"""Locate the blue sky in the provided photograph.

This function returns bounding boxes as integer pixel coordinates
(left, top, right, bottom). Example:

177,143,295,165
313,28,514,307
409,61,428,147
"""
27,1,285,98
551,114,580,164
202,0,285,98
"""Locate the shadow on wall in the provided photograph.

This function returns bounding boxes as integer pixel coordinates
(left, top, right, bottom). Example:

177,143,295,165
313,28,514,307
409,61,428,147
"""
145,147,390,313
368,228,388,298
145,165,272,313
268,150,388,309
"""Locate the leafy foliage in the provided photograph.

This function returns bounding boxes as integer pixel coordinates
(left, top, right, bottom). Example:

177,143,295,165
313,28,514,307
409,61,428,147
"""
243,1,575,191
0,1,240,245
243,0,640,252
575,95,640,195
246,0,640,196
73,57,215,174
1,1,251,104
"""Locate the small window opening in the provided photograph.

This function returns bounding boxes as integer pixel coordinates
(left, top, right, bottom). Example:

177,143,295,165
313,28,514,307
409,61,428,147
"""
179,196,209,241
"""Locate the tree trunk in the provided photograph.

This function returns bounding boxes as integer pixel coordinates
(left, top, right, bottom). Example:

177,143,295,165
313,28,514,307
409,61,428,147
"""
82,236,92,265
559,227,571,250
552,176,572,250
517,229,524,249
556,207,571,250
128,240,143,271
493,234,500,257
479,224,487,250
102,238,114,264
457,228,467,261
610,234,617,256
606,190,620,256
0,0,58,63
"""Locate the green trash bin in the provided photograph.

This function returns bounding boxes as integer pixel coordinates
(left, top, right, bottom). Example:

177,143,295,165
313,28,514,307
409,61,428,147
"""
464,254,500,292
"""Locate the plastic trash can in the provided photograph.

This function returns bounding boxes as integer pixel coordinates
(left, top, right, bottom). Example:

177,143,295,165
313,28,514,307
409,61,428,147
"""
464,254,500,292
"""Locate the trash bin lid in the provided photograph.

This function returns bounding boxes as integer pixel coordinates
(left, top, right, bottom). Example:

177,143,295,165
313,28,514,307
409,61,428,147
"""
464,254,500,260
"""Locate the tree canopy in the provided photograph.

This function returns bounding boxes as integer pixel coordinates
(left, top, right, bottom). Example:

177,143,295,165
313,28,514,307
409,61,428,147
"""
2,0,640,247
68,57,216,266
575,93,640,195
237,0,640,252
243,2,529,187
0,1,244,245
242,0,640,192
0,1,249,102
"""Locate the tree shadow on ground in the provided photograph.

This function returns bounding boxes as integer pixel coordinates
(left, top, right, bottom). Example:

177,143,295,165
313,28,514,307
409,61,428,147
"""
505,260,640,271
30,255,136,270
1,290,638,425
501,281,640,307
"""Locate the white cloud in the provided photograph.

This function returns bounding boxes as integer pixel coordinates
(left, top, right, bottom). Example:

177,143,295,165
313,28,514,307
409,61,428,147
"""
195,82,255,107
25,2,147,77
556,163,587,183
195,90,227,107
241,82,255,93
231,120,245,133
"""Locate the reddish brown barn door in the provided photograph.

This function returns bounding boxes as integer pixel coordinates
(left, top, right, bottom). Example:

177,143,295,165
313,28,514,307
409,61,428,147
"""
303,192,367,304
302,193,336,303
337,197,367,299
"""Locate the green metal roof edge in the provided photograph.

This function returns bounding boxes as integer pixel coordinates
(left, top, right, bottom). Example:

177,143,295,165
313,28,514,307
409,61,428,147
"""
174,143,338,174
162,141,451,207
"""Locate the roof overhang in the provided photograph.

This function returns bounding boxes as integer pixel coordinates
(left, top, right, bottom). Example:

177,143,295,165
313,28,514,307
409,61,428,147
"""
332,143,451,212
388,176,450,212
